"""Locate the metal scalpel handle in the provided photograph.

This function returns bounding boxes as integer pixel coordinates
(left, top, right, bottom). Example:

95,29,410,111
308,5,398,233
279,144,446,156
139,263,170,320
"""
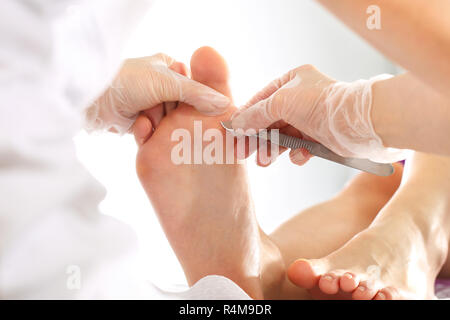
307,142,394,176
269,131,393,176
220,121,394,176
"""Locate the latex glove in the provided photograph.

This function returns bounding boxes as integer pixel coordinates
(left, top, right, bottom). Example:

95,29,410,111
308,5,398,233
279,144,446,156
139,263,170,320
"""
231,65,406,164
85,53,231,134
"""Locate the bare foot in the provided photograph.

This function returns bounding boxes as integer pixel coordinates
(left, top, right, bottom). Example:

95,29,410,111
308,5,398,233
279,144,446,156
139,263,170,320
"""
271,163,404,299
134,47,283,299
288,154,450,300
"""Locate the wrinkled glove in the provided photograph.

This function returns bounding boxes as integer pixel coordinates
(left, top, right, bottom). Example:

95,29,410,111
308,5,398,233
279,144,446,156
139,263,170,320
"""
231,64,406,164
85,53,231,134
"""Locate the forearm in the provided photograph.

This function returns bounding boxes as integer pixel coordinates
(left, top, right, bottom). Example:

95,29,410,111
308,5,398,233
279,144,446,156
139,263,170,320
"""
317,0,450,98
371,72,450,155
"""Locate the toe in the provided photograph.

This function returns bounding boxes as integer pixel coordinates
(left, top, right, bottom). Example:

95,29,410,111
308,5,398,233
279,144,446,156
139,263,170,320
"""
164,101,178,115
287,259,321,289
133,114,153,146
374,287,398,300
169,61,189,77
190,46,231,97
143,104,164,129
352,281,378,300
374,291,387,300
318,273,340,295
339,272,359,292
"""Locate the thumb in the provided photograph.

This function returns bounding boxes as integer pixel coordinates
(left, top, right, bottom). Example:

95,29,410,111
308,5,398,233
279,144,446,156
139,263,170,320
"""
171,70,231,115
231,91,283,131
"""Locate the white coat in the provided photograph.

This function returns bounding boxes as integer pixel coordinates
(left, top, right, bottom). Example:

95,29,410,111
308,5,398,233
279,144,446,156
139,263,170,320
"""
0,0,249,299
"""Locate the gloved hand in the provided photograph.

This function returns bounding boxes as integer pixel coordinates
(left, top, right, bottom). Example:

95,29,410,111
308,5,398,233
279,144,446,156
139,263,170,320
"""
85,53,231,134
231,64,406,164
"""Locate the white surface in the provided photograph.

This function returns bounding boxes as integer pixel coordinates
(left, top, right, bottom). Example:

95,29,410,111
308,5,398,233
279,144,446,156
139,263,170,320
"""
75,0,398,289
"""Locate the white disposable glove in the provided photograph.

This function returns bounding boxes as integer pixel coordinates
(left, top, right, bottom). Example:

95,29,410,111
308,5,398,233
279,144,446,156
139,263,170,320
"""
231,65,406,164
85,53,231,134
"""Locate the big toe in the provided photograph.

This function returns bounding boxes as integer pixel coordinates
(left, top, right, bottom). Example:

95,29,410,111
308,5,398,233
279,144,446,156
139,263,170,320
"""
190,46,231,97
288,259,322,289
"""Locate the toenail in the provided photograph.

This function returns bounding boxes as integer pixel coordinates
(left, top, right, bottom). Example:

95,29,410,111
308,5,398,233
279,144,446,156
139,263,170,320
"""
344,273,353,279
358,286,366,292
377,292,386,300
323,275,334,281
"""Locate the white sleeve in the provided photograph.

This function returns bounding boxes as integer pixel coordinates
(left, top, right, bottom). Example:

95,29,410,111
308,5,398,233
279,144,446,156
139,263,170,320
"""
152,276,252,300
0,0,251,300
0,0,153,113
0,0,155,299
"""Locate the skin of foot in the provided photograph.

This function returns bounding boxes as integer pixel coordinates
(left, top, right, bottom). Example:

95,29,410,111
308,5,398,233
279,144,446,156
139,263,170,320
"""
287,153,450,300
269,163,404,299
136,89,409,300
132,47,450,300
133,47,284,299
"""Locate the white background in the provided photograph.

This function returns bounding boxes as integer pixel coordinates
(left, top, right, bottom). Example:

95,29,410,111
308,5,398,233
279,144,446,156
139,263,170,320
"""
74,0,397,288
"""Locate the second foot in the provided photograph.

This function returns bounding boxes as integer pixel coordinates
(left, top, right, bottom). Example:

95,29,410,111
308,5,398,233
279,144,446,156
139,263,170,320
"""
287,219,447,300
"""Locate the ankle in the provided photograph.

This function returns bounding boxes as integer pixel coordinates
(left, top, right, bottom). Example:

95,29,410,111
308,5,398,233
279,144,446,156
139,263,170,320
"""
374,203,449,274
410,212,449,270
259,231,286,299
